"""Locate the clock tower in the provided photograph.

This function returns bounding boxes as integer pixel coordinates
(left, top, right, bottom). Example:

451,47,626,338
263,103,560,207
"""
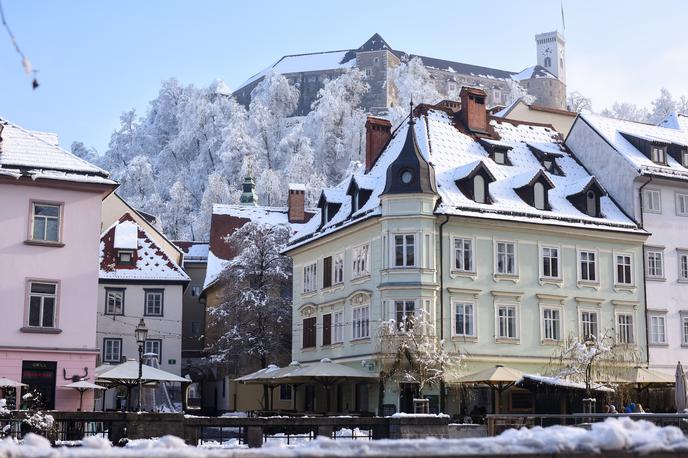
535,31,566,84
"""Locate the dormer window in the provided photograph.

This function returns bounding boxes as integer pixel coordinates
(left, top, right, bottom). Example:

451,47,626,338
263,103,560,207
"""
651,145,667,164
534,182,546,210
528,144,564,176
454,160,495,205
682,148,688,167
514,170,554,211
352,189,359,212
566,177,605,218
494,150,506,165
117,250,134,266
586,190,597,217
473,175,486,203
480,139,513,166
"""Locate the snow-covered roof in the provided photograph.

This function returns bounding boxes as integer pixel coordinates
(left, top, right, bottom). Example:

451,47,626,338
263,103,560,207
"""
100,214,190,283
512,65,557,81
579,112,688,181
174,241,209,266
0,117,116,186
658,112,688,131
290,107,642,249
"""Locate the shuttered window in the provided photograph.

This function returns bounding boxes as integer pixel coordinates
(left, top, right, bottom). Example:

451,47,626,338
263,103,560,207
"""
303,317,316,348
322,313,332,346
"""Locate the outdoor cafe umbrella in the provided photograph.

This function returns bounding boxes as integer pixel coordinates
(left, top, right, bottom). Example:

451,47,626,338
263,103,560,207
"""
62,381,107,411
676,362,688,412
0,377,27,409
235,363,302,411
457,364,524,414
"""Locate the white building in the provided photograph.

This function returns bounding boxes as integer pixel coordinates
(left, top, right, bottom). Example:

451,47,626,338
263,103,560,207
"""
566,112,688,374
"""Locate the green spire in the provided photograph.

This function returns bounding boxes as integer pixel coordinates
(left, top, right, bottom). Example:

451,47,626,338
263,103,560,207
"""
240,156,258,206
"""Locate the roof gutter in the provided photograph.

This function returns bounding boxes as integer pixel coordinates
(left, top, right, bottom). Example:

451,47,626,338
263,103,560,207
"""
638,175,653,366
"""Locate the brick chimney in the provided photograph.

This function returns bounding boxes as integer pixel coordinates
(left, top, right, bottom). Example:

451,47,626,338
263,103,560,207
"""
365,116,392,172
459,87,489,133
288,184,306,223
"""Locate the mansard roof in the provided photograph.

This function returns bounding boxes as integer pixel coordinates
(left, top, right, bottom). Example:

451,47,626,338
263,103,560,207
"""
289,105,642,250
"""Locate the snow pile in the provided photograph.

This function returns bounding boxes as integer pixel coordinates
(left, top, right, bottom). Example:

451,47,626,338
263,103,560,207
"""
113,220,138,249
390,412,450,419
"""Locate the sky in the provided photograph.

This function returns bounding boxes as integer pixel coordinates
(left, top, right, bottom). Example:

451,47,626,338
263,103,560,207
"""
0,0,686,154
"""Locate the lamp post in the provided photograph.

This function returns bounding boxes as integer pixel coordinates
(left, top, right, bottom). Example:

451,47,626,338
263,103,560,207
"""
134,318,148,412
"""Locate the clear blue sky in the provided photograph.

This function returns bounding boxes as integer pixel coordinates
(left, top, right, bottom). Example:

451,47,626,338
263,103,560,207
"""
0,0,686,153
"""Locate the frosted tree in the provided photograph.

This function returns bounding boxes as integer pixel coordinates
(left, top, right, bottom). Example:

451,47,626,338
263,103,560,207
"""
505,79,536,106
378,311,463,398
194,172,239,239
389,57,442,126
304,68,368,183
649,88,677,124
601,102,650,122
163,180,195,240
102,110,143,171
567,91,592,113
115,155,159,210
207,222,293,371
285,124,327,206
70,141,98,164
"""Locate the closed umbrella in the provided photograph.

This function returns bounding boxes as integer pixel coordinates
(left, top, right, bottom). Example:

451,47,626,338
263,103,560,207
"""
675,362,687,412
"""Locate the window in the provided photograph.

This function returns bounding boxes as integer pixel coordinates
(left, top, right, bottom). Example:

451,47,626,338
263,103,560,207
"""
322,313,332,346
394,234,415,267
105,288,124,315
542,307,561,341
617,313,634,344
144,340,162,360
333,253,344,284
190,285,201,297
496,241,516,275
352,305,370,339
302,317,316,348
682,148,688,167
333,310,343,343
144,289,164,316
394,300,416,331
448,82,457,92
190,321,202,338
279,384,292,401
643,189,661,213
103,338,122,363
677,193,688,216
586,190,597,217
493,89,502,103
683,316,688,346
28,282,57,328
544,56,552,67
651,146,666,164
649,315,666,345
323,256,333,288
473,175,486,203
303,263,317,292
615,254,633,285
646,249,664,279
541,246,560,279
453,302,475,337
31,203,61,242
497,305,517,339
117,250,134,266
578,250,597,282
580,310,598,339
352,244,369,278
679,253,688,281
365,67,372,78
493,150,506,165
454,238,474,272
533,182,546,210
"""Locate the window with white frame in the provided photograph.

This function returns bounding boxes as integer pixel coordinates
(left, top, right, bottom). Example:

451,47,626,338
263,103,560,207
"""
352,305,370,339
646,249,664,279
28,282,57,328
394,234,415,267
352,244,370,278
643,189,661,213
679,252,688,281
144,339,162,360
649,315,667,345
333,310,343,343
682,315,688,346
103,338,122,363
190,285,201,297
303,263,317,292
453,302,475,337
31,203,61,242
542,307,562,341
617,313,634,344
677,193,688,216
394,300,415,331
650,146,666,164
497,305,517,339
495,241,516,275
144,289,164,316
541,246,560,279
615,254,633,285
682,148,688,167
105,288,124,315
578,250,597,282
580,310,599,339
333,252,344,284
454,238,474,272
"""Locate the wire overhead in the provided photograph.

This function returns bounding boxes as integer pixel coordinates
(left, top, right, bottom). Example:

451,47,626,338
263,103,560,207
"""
0,0,39,89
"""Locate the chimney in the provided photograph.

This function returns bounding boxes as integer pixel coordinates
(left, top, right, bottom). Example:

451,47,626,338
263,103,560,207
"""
459,87,489,133
365,116,392,172
288,183,306,223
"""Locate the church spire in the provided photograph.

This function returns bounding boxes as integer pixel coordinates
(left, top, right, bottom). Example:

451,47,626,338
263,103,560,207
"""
240,155,258,206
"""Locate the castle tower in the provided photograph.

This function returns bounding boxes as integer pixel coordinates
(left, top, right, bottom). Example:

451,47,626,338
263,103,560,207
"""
535,31,566,84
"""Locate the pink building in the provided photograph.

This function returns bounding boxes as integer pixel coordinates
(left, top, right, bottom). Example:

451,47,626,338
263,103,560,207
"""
0,118,117,411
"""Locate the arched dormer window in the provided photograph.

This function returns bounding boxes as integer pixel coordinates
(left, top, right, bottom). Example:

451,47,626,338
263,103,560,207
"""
534,182,546,210
454,160,495,205
566,177,605,218
544,57,552,68
514,170,554,211
474,175,486,203
586,190,597,217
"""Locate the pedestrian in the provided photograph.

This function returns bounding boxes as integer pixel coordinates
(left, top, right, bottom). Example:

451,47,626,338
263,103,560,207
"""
603,404,610,413
609,404,618,414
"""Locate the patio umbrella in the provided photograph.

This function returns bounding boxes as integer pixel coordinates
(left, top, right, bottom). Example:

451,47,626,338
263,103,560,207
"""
62,381,107,411
235,363,303,410
0,377,27,410
675,362,687,412
457,365,523,414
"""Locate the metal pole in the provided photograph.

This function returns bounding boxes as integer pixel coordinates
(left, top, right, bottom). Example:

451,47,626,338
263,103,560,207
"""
137,344,143,412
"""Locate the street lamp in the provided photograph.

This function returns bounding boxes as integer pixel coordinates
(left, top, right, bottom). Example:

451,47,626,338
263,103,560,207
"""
134,318,148,412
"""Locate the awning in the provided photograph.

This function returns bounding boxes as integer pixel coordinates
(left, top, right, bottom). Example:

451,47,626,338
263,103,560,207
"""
96,360,189,387
0,377,27,388
457,365,523,387
518,374,615,393
276,359,378,385
612,367,675,385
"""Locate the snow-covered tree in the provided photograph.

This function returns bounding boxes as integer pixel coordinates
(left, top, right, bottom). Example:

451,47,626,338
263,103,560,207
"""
285,124,327,207
601,102,650,122
505,79,536,106
114,155,159,211
207,222,293,370
163,180,195,240
70,141,98,163
194,172,238,238
567,91,592,113
389,57,442,126
649,88,677,124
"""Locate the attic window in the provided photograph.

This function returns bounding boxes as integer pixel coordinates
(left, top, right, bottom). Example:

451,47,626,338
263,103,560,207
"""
494,150,506,165
651,146,667,164
682,148,688,167
585,191,597,217
474,175,487,203
534,182,546,210
117,250,134,266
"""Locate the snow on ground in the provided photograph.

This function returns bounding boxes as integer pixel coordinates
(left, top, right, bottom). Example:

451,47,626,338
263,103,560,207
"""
1,418,688,456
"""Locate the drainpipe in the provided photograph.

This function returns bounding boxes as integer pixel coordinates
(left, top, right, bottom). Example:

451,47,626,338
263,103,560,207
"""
438,214,450,413
638,176,653,366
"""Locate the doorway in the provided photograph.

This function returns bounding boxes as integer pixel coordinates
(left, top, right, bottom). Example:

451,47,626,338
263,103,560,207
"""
399,383,419,413
304,385,315,412
355,382,369,413
21,361,57,410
